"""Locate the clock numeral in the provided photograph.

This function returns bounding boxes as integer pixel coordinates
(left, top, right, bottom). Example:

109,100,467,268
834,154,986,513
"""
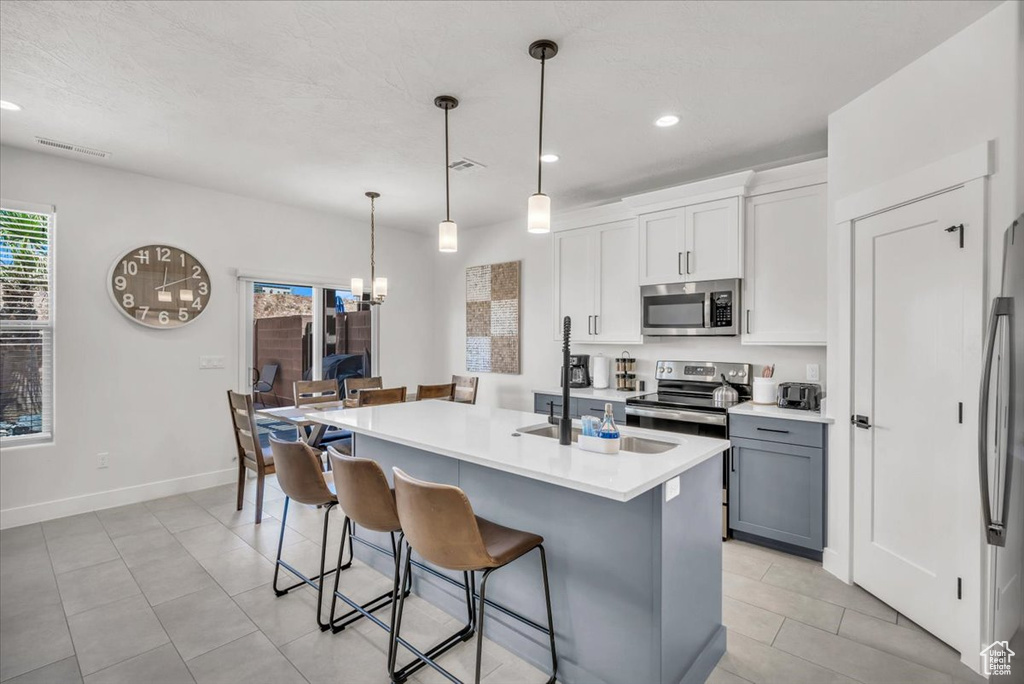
158,311,170,325
122,260,138,275
178,308,189,322
137,306,149,320
197,282,208,295
191,265,203,279
114,276,127,291
180,253,186,267
156,247,171,262
135,249,150,264
192,297,203,310
122,293,135,308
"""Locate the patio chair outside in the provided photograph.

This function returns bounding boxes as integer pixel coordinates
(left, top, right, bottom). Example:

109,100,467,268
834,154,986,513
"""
254,363,279,407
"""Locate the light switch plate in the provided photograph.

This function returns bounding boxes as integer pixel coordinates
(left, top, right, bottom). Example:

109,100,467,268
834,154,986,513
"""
665,476,680,502
200,356,226,369
806,364,820,382
97,452,109,469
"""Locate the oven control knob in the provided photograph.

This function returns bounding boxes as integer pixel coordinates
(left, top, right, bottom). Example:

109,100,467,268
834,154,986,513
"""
665,367,673,373
728,370,737,377
738,370,747,377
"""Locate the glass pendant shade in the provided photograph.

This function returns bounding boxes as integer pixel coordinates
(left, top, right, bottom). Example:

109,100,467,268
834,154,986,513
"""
438,220,458,252
527,193,551,233
350,277,363,297
373,277,388,301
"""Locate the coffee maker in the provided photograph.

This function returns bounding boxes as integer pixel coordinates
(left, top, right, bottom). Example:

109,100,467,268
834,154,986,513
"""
567,354,591,388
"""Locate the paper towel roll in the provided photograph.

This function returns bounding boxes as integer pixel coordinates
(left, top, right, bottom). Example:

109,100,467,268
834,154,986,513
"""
592,355,610,389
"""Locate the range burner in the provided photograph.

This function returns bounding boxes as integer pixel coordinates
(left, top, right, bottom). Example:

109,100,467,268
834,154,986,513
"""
629,392,743,412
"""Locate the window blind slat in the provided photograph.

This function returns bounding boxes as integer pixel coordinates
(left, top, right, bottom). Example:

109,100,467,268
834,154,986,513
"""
0,206,53,444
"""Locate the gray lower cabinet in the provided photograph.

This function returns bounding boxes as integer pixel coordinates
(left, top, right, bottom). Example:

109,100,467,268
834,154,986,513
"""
728,415,826,555
533,393,625,423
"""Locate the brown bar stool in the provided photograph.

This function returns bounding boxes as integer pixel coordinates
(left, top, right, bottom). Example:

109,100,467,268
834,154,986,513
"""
391,468,557,684
268,437,352,631
326,448,477,682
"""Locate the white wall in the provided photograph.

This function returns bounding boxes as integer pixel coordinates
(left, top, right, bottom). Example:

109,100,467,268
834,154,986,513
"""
824,0,1022,667
434,217,826,414
824,0,1022,581
0,145,437,527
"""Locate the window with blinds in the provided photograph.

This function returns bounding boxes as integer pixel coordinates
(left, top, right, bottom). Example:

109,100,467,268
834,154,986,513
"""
0,204,54,445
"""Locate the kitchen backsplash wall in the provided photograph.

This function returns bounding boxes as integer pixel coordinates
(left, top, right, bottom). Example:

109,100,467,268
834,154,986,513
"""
434,214,827,415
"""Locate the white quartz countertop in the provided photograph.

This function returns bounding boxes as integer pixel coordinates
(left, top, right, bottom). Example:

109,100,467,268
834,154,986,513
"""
728,401,834,424
533,387,648,402
307,401,729,502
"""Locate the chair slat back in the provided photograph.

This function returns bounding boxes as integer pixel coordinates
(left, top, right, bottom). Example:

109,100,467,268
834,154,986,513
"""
416,383,455,401
294,379,340,407
226,390,268,468
344,376,383,401
357,386,407,407
452,375,479,404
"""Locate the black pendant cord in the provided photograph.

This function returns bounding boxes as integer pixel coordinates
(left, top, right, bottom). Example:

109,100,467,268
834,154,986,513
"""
444,107,451,222
537,52,546,195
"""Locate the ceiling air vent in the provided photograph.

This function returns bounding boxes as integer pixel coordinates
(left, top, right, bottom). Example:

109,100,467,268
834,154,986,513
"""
35,137,111,159
448,157,486,173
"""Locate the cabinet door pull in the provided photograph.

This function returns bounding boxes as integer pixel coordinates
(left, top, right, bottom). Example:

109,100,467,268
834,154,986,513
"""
587,315,594,335
677,252,684,275
756,427,790,434
685,251,692,275
730,449,736,472
594,315,599,335
746,309,751,334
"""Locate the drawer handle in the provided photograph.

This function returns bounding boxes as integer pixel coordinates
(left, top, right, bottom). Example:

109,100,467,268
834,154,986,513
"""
756,427,790,434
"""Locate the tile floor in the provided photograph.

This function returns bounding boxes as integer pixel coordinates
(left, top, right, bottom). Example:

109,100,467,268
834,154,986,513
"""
0,475,989,684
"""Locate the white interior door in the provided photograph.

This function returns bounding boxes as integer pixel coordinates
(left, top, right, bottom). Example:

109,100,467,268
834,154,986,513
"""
853,187,974,648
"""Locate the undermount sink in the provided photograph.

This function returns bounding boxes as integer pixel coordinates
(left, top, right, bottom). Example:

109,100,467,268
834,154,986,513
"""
518,425,677,454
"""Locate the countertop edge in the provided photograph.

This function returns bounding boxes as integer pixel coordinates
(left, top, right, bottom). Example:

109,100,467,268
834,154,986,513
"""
728,401,835,424
311,411,728,502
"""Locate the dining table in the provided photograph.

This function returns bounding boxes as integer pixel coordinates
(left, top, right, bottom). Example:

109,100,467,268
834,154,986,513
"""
255,400,348,447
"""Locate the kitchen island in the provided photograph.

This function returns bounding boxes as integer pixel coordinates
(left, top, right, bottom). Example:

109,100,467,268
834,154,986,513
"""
308,400,729,684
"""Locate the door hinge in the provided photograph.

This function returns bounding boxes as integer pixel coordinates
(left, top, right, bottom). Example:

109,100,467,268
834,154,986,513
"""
957,577,962,600
958,402,963,424
945,223,964,249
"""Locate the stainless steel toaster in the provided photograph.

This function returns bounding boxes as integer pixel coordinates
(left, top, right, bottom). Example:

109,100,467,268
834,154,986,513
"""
777,382,822,411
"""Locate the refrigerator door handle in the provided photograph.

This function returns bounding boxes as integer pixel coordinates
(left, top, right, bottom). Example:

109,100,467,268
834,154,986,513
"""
979,296,1014,547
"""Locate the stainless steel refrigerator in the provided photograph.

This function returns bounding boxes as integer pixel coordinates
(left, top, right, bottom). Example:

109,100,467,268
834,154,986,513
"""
980,214,1023,682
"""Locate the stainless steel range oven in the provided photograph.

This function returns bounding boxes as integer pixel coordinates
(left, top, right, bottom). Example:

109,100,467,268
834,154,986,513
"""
626,360,752,539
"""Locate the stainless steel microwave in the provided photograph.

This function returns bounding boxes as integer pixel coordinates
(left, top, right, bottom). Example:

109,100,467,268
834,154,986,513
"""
640,279,741,336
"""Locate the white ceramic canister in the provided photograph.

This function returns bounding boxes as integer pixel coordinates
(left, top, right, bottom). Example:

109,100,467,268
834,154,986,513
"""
592,354,610,389
752,377,779,405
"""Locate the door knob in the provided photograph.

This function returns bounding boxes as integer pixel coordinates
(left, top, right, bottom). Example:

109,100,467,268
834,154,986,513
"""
851,415,872,430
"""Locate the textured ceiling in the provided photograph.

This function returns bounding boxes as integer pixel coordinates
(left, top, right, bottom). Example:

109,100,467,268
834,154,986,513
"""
0,0,1000,233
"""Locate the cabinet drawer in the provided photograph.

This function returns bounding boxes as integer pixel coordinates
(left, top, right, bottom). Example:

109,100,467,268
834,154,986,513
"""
729,414,825,448
576,399,625,423
534,393,577,418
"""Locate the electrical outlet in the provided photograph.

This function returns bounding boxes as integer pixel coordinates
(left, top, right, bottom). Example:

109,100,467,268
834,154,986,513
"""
806,364,820,382
665,476,680,502
97,452,109,469
199,356,225,369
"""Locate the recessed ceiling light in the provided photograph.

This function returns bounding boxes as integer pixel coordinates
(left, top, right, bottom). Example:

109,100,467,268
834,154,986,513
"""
540,154,559,163
655,114,679,128
0,100,22,111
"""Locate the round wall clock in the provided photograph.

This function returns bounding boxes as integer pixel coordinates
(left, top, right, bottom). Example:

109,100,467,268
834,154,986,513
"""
108,244,211,328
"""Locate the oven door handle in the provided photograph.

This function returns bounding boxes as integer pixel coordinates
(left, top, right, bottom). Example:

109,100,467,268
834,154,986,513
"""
625,405,727,427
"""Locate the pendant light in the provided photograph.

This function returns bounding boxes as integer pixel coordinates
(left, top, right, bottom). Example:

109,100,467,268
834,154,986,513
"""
435,95,459,253
528,39,558,234
351,191,387,305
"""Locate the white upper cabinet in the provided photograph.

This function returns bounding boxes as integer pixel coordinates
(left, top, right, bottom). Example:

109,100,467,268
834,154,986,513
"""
553,219,641,344
684,197,741,282
742,182,828,345
639,197,742,285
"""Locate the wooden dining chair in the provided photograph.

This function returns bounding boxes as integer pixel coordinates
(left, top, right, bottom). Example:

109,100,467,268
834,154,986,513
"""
452,375,479,404
415,383,455,401
343,376,383,407
227,390,275,524
294,379,340,407
357,386,407,407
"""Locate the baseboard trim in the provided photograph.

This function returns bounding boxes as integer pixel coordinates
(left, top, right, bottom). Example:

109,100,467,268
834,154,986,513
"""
0,467,237,529
822,547,850,583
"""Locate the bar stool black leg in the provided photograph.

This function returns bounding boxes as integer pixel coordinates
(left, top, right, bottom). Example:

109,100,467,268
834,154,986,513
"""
538,545,558,684
474,568,495,684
